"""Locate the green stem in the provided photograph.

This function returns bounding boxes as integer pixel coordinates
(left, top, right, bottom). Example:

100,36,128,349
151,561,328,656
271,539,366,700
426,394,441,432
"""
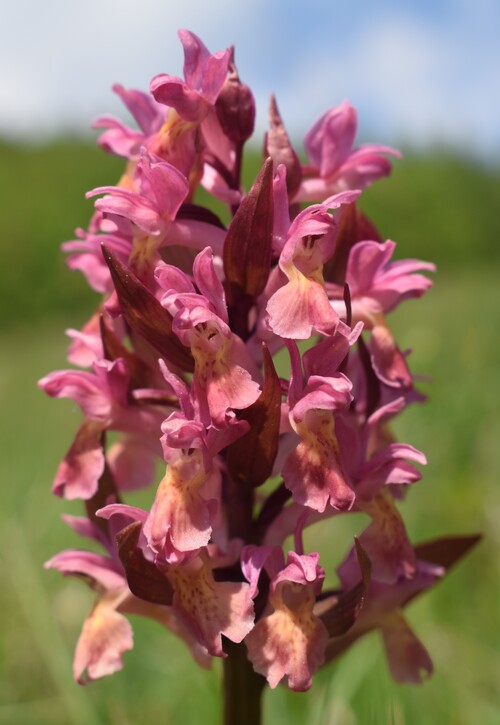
223,641,266,725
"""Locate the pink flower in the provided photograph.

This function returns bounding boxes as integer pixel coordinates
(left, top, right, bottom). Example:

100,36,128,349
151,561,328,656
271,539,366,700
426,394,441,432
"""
39,358,164,499
330,239,435,388
158,247,261,426
46,505,209,683
345,239,435,319
144,414,220,559
297,101,401,202
41,29,476,707
340,489,417,584
62,221,132,295
93,83,165,160
244,548,327,691
151,30,231,123
327,556,444,683
266,191,359,339
86,152,226,283
283,373,355,512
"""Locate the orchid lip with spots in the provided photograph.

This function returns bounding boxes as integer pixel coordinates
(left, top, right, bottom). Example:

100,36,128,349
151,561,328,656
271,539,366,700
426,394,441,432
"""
41,28,479,724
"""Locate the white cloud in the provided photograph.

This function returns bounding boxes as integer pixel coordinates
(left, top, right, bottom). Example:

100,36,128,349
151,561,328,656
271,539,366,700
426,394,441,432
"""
0,0,499,158
276,13,500,159
0,0,266,136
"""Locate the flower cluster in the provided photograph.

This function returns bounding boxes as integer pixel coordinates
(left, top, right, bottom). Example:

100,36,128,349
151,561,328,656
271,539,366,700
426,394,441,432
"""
42,30,478,692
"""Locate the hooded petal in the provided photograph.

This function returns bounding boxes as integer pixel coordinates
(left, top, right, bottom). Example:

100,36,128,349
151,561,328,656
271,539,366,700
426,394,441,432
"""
151,31,230,121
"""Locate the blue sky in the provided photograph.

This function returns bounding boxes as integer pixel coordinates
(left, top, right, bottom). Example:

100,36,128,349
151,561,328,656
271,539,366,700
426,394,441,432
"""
1,0,499,160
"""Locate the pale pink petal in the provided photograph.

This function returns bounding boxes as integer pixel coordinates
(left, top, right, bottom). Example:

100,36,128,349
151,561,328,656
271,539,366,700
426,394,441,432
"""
107,436,158,491
73,602,133,684
267,274,339,339
52,420,105,500
370,325,413,388
144,460,220,555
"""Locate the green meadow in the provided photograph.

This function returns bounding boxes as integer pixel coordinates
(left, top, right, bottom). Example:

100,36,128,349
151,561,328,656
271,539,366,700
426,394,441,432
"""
0,140,499,723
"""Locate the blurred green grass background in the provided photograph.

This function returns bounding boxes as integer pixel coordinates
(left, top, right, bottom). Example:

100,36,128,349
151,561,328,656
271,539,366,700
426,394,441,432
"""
0,141,499,724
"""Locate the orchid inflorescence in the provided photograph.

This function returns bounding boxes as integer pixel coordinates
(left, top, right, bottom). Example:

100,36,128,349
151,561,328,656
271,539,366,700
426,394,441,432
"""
41,30,478,699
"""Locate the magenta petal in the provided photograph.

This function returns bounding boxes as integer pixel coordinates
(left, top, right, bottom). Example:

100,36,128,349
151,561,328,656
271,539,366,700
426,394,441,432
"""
274,551,324,590
150,75,205,122
241,544,283,597
39,369,111,421
200,164,241,205
112,83,163,134
93,116,143,158
292,375,353,421
193,247,228,323
303,322,363,378
164,218,226,256
96,503,149,525
138,153,188,220
347,240,434,314
45,549,124,591
347,240,395,296
361,443,427,497
178,29,230,105
61,514,107,548
66,322,104,368
305,102,358,177
337,152,392,191
92,189,161,235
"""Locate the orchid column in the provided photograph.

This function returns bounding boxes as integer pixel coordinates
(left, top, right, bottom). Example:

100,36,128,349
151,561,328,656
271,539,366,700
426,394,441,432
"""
41,30,478,725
